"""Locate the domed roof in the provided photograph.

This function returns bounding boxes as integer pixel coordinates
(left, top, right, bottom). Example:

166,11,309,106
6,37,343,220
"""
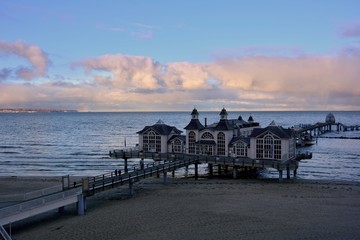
325,113,336,124
219,108,228,116
191,108,199,116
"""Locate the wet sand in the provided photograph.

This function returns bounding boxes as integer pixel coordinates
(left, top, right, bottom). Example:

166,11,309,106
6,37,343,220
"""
2,176,360,240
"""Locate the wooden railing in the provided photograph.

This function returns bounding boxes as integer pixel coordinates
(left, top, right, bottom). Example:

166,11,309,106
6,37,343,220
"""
82,158,196,196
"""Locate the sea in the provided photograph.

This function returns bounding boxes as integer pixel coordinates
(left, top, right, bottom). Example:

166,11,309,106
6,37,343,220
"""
0,111,359,182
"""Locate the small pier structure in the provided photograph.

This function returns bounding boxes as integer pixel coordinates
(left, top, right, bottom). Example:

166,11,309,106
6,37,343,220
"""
293,113,359,145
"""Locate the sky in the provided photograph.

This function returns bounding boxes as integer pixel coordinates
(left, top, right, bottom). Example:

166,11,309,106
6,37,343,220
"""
0,0,360,112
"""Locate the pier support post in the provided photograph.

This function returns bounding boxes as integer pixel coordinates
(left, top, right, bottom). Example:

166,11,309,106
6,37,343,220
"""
232,167,237,179
287,165,290,179
194,161,199,180
77,194,85,216
208,163,213,177
172,170,175,177
140,158,144,170
163,172,168,184
124,158,128,173
129,179,134,197
279,170,283,183
58,206,64,213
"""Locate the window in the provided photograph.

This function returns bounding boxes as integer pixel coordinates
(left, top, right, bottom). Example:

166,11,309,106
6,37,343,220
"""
172,139,182,153
233,141,247,157
256,134,281,159
201,132,214,139
143,130,161,152
217,132,225,156
188,131,196,154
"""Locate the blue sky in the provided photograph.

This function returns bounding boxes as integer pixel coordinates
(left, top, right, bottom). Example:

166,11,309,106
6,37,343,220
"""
1,0,360,111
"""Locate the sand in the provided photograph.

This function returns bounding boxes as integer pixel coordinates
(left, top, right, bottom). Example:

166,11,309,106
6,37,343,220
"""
1,176,360,240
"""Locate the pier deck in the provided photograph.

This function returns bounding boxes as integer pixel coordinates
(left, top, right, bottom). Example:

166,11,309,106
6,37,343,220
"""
1,150,307,237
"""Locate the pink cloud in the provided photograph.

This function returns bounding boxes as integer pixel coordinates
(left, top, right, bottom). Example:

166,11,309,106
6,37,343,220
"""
75,54,162,90
2,46,360,111
0,40,49,80
340,19,360,37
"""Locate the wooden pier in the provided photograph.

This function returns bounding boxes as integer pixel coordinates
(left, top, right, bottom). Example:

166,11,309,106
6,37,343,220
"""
0,150,309,238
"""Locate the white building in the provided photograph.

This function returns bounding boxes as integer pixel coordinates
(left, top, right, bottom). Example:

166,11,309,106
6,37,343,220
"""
137,108,296,161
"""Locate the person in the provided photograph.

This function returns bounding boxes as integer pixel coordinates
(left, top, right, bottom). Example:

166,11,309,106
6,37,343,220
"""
115,169,118,176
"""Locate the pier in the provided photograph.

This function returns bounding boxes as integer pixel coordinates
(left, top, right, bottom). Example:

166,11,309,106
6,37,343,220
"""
293,112,359,146
0,149,308,238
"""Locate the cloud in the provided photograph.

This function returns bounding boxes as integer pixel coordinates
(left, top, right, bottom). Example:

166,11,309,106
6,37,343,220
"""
162,62,209,90
75,54,162,90
1,45,360,111
70,49,360,111
340,19,360,38
0,68,12,81
0,41,49,80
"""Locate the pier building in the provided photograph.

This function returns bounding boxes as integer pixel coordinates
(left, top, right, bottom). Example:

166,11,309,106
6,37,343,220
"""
137,108,296,162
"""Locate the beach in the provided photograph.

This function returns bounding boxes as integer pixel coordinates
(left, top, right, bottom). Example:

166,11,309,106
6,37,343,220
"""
2,176,360,240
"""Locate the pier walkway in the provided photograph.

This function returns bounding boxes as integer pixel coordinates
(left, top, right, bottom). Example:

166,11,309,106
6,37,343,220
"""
0,150,308,238
0,187,82,226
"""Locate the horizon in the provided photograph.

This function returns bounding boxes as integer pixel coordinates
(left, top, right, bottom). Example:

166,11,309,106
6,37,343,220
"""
1,1,360,111
1,107,359,113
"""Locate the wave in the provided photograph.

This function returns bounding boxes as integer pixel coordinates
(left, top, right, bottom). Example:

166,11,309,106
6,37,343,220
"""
0,151,20,154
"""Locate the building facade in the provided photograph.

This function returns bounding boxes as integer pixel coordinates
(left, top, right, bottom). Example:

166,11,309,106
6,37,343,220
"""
137,108,296,161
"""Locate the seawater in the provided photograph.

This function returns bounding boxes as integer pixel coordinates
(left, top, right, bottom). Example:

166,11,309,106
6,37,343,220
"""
0,111,359,181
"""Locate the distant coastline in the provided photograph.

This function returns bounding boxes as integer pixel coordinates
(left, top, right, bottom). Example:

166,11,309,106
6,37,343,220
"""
0,108,78,113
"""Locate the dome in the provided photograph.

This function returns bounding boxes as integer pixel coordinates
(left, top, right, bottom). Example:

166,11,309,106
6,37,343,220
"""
325,113,335,124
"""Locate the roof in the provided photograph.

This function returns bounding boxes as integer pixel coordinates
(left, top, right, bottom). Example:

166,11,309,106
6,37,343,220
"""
249,124,294,139
137,121,182,135
168,135,186,143
191,108,199,116
184,119,205,130
229,136,250,146
219,108,228,116
214,119,235,131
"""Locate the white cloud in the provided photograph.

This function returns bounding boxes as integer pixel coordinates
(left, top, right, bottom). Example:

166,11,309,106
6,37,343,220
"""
0,40,49,80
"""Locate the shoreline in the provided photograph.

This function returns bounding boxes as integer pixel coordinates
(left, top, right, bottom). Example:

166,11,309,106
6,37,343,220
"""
2,176,360,240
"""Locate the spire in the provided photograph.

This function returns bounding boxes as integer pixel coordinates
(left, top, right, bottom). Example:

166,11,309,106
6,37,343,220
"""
191,108,199,119
269,120,277,126
219,107,228,120
155,119,165,125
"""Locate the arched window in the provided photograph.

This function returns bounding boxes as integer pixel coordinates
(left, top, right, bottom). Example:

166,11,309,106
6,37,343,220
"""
172,139,182,153
233,141,247,157
143,130,161,152
264,135,273,158
256,134,281,159
201,132,214,139
188,131,196,154
217,132,225,156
